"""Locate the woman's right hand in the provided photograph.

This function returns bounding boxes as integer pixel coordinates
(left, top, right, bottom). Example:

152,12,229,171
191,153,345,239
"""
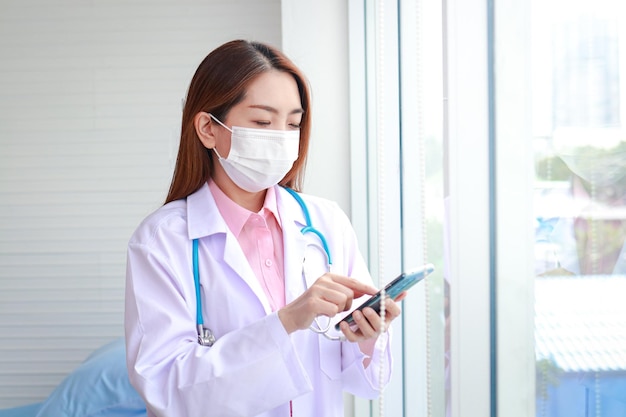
278,274,378,334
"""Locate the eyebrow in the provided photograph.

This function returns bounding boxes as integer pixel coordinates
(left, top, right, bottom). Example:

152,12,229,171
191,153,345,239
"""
249,104,304,115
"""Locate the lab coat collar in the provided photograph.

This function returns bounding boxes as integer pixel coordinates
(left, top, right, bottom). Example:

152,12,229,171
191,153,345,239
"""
186,182,228,240
187,183,292,238
275,186,308,228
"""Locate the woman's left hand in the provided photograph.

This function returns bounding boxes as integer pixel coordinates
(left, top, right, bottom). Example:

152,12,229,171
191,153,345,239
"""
337,292,407,342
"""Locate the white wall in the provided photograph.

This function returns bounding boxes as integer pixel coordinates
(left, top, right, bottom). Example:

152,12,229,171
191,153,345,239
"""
281,1,352,215
0,0,282,407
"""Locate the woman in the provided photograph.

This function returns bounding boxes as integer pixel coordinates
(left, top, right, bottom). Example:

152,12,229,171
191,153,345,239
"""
125,39,404,417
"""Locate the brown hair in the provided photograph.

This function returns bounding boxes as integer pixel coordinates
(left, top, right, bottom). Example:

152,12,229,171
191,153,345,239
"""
164,40,312,204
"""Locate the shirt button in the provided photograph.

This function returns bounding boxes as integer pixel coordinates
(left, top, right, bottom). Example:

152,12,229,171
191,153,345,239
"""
265,259,273,267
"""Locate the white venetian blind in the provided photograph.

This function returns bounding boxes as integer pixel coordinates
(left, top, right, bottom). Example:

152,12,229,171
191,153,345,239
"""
0,0,280,407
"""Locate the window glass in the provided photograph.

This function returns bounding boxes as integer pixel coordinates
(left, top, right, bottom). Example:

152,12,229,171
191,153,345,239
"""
532,1,626,415
348,0,446,415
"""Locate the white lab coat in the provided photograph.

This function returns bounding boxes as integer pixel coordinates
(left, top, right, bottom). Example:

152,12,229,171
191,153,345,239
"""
125,183,392,417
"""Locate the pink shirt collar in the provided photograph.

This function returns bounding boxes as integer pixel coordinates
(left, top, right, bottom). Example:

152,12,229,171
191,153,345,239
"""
208,180,281,236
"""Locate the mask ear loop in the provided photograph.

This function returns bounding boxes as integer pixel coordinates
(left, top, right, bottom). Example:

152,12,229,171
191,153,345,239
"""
208,113,233,132
211,148,224,160
207,114,231,160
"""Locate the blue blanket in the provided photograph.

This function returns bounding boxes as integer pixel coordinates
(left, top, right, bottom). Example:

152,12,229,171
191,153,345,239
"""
0,339,146,417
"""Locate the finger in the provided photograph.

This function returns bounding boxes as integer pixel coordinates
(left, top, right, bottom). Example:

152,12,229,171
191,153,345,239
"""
316,275,359,301
320,288,353,313
302,287,347,317
378,300,402,331
315,279,358,312
330,275,378,297
338,321,363,342
314,297,347,318
352,309,379,338
380,297,402,317
389,300,402,317
374,299,402,331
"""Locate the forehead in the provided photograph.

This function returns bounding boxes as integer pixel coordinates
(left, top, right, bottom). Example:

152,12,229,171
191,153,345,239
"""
241,70,302,111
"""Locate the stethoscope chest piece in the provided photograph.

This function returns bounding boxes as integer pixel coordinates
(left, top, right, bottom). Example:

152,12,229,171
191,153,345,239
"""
198,325,216,347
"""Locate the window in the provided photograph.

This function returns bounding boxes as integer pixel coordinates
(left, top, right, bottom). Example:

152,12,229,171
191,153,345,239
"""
531,1,626,416
348,0,446,415
351,1,626,416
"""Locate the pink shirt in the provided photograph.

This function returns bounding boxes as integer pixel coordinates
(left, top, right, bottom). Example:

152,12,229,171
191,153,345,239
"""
208,180,286,311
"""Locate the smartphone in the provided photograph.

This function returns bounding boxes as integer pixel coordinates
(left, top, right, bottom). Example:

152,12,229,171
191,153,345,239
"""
335,264,435,330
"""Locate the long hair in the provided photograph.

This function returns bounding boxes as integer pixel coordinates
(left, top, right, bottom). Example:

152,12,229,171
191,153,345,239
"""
164,40,312,204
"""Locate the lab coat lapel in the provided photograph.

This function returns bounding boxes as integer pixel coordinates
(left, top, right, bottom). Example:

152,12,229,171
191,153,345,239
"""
278,187,324,304
187,183,272,314
220,233,272,313
283,227,308,304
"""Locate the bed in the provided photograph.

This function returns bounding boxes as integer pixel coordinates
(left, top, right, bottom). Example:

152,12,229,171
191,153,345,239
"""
0,338,146,417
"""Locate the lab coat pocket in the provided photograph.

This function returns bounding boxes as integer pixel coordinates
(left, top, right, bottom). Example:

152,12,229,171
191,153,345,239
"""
318,336,342,380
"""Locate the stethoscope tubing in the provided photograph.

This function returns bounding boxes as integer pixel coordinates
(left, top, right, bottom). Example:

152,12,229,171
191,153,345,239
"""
193,187,341,345
283,187,332,265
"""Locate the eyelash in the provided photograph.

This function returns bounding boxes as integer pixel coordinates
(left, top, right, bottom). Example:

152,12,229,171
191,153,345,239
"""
254,121,301,129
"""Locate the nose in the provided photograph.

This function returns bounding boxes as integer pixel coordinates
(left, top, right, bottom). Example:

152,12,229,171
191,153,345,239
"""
277,120,293,131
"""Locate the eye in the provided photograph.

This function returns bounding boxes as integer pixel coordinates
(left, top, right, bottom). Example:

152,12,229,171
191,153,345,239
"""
254,120,271,127
288,116,302,129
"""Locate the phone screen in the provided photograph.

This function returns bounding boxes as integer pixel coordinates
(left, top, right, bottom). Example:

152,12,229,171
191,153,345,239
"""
335,264,435,330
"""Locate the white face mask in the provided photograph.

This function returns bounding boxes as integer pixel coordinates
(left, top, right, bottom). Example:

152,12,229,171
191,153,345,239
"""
209,114,300,193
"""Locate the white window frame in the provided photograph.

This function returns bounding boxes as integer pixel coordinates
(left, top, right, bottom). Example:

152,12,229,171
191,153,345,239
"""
442,0,493,415
493,1,536,417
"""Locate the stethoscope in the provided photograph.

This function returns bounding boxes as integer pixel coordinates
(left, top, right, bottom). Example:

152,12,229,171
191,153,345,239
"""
192,187,343,346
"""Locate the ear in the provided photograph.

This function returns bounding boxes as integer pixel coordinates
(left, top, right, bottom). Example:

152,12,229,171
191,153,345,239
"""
194,112,218,149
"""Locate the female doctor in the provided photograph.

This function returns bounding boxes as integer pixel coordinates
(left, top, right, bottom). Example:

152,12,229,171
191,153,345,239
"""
124,39,405,417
